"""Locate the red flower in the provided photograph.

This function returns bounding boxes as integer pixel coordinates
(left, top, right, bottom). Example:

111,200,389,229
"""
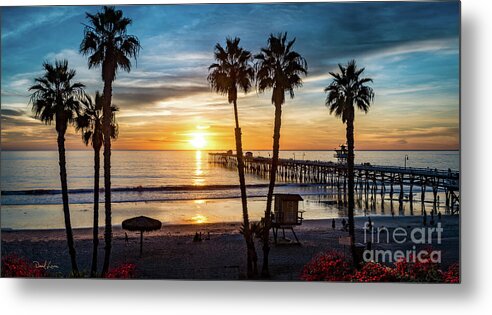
351,262,398,282
300,251,353,281
393,253,444,283
442,263,460,283
300,250,459,283
104,263,136,279
1,254,48,278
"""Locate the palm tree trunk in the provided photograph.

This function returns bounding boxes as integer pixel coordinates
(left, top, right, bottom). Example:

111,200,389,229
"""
57,130,79,275
346,107,359,267
91,147,100,277
233,99,257,278
101,78,113,275
262,103,282,278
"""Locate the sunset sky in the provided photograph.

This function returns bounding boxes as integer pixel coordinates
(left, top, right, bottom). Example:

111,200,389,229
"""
1,2,460,151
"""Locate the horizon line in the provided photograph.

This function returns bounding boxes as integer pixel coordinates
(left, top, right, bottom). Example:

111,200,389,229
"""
1,149,460,152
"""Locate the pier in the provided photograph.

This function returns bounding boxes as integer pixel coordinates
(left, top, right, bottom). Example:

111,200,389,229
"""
208,152,460,214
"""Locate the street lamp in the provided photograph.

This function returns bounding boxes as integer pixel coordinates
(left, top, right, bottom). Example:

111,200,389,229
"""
404,154,409,169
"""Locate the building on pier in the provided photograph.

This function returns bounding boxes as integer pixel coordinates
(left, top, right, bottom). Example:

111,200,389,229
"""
334,144,349,164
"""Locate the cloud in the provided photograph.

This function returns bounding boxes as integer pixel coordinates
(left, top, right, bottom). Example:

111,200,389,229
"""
1,2,460,150
362,38,458,62
1,7,81,40
370,127,459,141
113,85,210,108
395,139,408,145
1,108,26,117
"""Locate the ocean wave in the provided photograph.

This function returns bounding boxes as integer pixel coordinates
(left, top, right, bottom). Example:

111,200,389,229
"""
0,183,326,196
0,184,336,206
0,191,337,206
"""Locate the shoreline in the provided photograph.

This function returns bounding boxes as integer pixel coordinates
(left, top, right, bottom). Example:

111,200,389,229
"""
1,190,454,230
0,189,448,206
0,213,451,233
2,215,460,279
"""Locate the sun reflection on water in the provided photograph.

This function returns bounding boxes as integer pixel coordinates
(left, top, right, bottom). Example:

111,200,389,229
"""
191,214,208,224
193,150,205,185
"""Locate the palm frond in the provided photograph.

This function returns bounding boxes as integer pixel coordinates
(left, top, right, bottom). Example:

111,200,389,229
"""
254,32,308,105
75,91,119,148
324,60,374,123
81,6,140,80
207,37,254,103
29,60,85,127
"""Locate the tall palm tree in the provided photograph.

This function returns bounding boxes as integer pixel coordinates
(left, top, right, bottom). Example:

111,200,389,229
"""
255,33,307,277
80,6,140,275
208,37,257,278
29,60,85,275
324,60,374,267
75,92,118,277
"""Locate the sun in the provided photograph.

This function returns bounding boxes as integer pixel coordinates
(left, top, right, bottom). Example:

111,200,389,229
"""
189,132,207,149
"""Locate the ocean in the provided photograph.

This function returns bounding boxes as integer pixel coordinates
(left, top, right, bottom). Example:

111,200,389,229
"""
1,150,459,229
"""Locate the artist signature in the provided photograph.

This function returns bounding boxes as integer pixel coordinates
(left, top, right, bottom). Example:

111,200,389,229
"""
33,260,59,270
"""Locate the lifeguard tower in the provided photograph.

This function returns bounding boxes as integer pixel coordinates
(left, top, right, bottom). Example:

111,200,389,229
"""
271,194,304,244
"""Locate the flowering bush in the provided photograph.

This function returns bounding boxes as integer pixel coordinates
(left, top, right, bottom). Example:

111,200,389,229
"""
300,251,353,281
1,254,48,278
393,255,444,282
442,263,460,283
352,261,399,282
301,251,460,283
104,263,136,279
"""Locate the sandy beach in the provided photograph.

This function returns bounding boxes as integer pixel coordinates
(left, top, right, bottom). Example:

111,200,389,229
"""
1,215,459,280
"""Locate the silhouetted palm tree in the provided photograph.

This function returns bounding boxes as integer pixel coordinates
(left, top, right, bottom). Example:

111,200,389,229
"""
255,33,307,277
29,60,85,275
208,37,257,278
324,60,374,267
75,92,118,277
80,6,140,275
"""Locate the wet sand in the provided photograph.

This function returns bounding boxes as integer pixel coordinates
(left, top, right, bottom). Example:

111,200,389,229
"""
1,215,459,280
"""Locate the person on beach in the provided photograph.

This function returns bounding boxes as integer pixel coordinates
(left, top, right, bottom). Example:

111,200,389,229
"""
125,232,129,245
332,219,336,230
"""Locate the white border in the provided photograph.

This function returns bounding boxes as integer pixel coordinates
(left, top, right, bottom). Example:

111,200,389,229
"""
2,0,492,314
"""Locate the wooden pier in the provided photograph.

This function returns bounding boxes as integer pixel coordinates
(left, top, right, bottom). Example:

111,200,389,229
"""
208,152,460,214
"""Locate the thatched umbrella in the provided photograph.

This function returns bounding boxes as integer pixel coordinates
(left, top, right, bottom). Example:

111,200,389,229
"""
122,216,162,256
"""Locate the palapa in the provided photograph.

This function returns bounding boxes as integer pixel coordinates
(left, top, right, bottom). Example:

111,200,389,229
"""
122,216,162,256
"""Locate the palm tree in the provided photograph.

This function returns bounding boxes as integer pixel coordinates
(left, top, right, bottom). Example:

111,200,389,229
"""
80,6,140,275
75,92,118,277
208,37,257,278
255,33,307,277
29,60,85,275
324,60,374,267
